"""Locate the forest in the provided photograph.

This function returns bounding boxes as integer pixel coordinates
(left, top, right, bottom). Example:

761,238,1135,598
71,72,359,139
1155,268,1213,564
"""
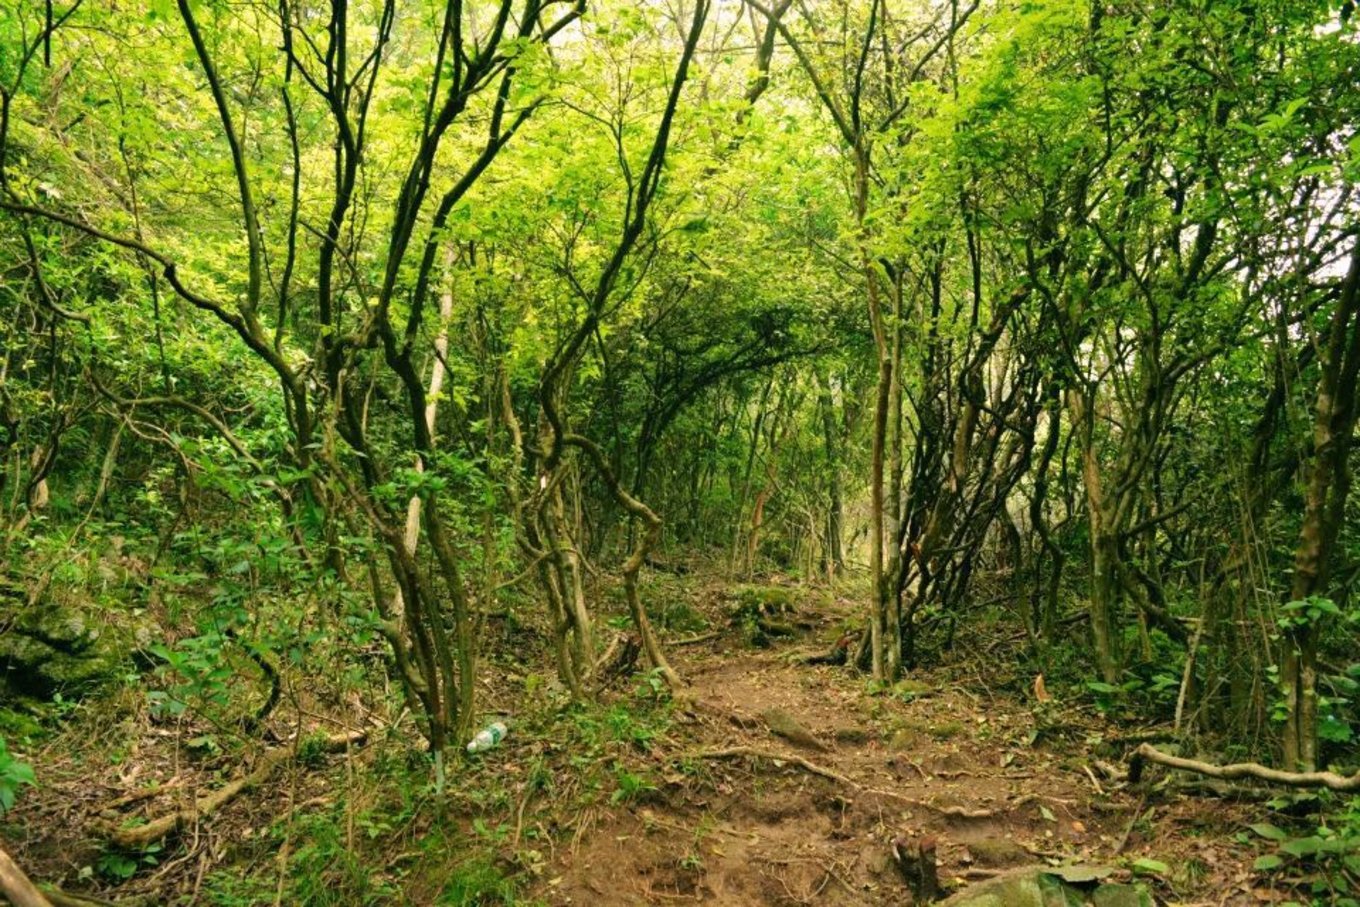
1,0,1358,903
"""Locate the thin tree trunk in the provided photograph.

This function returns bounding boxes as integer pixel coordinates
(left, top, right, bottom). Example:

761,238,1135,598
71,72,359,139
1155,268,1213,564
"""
1283,237,1360,770
816,373,844,573
1070,386,1122,685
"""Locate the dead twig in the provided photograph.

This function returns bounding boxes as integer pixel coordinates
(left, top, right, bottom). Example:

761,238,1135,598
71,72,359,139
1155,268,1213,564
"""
1114,793,1147,854
935,805,996,819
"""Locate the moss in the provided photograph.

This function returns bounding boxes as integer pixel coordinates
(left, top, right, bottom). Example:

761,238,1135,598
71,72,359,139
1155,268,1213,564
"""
1091,885,1154,907
651,601,708,633
0,607,126,699
889,724,926,751
893,678,934,700
941,875,1046,906
928,720,965,741
831,726,872,745
0,707,43,740
733,586,795,614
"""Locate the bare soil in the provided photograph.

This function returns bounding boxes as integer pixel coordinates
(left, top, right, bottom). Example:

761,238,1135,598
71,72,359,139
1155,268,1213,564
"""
532,579,1263,906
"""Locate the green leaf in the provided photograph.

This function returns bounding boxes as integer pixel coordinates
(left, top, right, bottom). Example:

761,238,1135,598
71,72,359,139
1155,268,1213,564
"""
6,763,35,785
1254,854,1285,871
1249,823,1290,842
1281,836,1325,857
1131,858,1170,876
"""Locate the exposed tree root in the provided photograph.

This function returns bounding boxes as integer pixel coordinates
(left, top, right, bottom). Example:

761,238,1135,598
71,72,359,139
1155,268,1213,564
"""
95,777,184,816
934,804,998,819
686,746,852,786
106,730,366,848
0,844,52,907
1129,743,1360,791
41,887,122,907
671,631,720,647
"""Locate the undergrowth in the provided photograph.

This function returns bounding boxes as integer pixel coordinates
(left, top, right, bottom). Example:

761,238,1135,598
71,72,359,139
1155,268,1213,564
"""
193,680,674,906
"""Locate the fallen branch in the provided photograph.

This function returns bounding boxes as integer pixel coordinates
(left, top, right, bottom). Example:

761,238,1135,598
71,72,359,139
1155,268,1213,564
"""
0,845,52,907
686,746,852,785
107,730,366,848
1129,743,1360,792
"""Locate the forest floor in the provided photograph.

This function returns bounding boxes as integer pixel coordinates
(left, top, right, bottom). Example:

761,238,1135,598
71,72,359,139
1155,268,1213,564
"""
6,569,1298,905
527,576,1265,906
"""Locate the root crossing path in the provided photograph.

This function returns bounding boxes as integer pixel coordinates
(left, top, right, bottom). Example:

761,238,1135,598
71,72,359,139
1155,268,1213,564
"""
533,600,1191,905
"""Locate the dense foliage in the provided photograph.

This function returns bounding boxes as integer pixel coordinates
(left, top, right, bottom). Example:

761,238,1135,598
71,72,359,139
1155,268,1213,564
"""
2,0,1359,901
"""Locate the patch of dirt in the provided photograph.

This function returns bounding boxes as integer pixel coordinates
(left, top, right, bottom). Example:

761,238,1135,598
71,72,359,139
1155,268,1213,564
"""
534,578,1258,905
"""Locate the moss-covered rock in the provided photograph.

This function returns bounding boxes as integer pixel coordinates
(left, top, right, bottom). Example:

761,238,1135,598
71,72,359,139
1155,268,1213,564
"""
0,597,126,699
731,585,796,617
893,678,935,700
941,868,1153,907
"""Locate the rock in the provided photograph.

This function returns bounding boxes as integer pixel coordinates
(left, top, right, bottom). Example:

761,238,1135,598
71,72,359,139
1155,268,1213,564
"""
940,872,1048,907
0,599,125,699
760,707,829,751
893,678,934,699
1048,865,1113,884
940,867,1153,907
1091,885,1154,907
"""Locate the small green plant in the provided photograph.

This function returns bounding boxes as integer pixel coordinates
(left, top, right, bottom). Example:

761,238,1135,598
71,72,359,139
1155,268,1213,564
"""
297,731,332,768
0,736,36,814
96,842,163,881
147,631,235,720
1244,798,1360,905
610,765,658,804
437,858,519,905
606,705,662,749
634,667,671,701
1086,678,1144,714
471,817,512,845
1267,600,1360,749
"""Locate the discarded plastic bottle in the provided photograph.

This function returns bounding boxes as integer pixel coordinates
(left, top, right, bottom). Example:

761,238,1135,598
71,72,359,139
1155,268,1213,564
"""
466,721,508,754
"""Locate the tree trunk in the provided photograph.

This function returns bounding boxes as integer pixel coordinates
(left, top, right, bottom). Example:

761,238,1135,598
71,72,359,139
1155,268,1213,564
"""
1071,386,1122,685
816,373,844,574
1283,237,1360,770
861,144,900,683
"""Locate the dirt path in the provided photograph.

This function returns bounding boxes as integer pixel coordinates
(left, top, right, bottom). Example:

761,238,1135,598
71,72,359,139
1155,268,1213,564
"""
536,601,1160,906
